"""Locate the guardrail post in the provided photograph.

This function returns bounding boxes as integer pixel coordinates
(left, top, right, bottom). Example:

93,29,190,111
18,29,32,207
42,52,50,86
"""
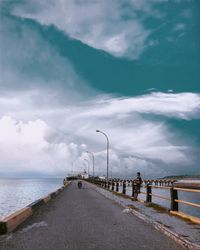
112,180,115,191
116,181,119,192
132,181,135,197
170,187,178,211
122,180,126,194
109,180,112,190
146,184,152,203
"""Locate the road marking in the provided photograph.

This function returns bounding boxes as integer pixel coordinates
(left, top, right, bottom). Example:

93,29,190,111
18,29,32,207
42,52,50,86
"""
20,221,48,233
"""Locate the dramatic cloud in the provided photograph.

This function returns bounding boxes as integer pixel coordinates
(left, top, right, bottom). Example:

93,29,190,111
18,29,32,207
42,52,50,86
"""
1,0,199,178
0,91,200,178
0,13,96,103
11,0,169,59
0,116,87,177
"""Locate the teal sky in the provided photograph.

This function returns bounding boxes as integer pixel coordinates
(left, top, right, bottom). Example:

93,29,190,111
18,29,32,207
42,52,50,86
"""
0,0,200,178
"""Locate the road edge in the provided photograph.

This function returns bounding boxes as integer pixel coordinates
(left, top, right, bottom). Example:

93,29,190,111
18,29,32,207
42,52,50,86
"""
0,181,71,235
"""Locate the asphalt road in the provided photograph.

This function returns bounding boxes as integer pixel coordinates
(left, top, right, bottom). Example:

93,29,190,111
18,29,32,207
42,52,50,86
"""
0,181,184,250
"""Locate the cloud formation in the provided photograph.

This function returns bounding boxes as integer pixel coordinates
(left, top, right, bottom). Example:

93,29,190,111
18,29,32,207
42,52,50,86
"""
80,92,200,120
0,91,200,178
1,0,199,178
0,116,87,177
11,0,168,59
0,13,95,102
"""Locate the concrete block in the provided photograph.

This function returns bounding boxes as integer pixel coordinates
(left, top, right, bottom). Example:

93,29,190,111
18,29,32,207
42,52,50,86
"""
50,192,57,198
1,207,32,233
43,195,51,203
28,199,45,212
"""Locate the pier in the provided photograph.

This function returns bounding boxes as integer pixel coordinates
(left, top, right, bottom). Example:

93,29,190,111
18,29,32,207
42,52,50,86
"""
0,181,187,250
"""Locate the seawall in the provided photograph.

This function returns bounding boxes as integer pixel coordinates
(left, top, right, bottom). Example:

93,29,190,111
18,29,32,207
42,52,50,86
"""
0,181,71,234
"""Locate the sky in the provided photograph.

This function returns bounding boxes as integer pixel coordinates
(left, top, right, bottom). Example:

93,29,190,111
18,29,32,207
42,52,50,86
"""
0,0,200,178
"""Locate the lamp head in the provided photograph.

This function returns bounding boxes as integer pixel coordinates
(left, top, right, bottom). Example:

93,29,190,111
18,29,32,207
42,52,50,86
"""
96,130,100,132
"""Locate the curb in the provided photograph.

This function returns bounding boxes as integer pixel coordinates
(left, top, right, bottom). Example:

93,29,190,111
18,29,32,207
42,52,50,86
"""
170,211,200,225
28,199,45,212
0,207,32,234
89,182,200,250
0,181,71,235
129,206,200,250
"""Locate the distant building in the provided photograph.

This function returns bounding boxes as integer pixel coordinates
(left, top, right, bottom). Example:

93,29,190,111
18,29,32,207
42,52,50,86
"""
81,173,89,179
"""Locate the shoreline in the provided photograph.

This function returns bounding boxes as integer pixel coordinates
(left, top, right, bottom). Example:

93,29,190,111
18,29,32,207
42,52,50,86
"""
174,180,200,189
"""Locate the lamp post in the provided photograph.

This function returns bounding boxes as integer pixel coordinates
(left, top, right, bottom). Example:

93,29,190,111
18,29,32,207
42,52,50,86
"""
84,158,90,177
86,151,95,177
96,130,109,181
71,160,76,176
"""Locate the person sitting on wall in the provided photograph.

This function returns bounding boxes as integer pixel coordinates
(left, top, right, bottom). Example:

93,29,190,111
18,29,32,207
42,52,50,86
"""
134,172,142,200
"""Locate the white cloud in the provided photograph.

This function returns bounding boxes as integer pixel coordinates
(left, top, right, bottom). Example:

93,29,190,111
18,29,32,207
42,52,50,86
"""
1,0,199,178
0,116,84,177
79,92,200,120
0,91,199,177
11,0,166,59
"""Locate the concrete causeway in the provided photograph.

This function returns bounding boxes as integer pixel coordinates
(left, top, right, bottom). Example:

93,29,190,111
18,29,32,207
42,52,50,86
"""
0,181,184,250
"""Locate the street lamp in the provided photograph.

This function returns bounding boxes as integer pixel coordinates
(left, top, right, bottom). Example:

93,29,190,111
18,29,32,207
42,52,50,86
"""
86,151,95,177
71,160,76,176
84,158,90,176
96,130,109,180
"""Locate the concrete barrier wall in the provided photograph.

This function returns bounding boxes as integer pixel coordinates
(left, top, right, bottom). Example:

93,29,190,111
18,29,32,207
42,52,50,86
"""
3,207,33,233
0,181,71,235
43,195,51,203
28,199,45,212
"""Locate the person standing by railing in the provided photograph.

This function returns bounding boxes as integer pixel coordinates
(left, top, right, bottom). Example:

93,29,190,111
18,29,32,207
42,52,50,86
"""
134,172,143,200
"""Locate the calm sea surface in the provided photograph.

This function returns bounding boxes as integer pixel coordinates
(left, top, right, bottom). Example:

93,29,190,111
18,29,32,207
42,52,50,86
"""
0,178,63,219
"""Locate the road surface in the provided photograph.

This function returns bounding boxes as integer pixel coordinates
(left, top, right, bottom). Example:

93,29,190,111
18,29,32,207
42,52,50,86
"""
0,181,183,250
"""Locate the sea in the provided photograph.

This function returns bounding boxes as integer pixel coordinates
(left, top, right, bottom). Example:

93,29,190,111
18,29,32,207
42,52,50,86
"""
0,178,63,219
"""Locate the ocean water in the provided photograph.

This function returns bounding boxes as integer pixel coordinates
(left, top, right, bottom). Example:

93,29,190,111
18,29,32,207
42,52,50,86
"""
0,178,63,219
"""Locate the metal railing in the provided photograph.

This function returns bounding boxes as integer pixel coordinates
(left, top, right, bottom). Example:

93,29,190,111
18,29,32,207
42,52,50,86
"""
87,178,200,219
